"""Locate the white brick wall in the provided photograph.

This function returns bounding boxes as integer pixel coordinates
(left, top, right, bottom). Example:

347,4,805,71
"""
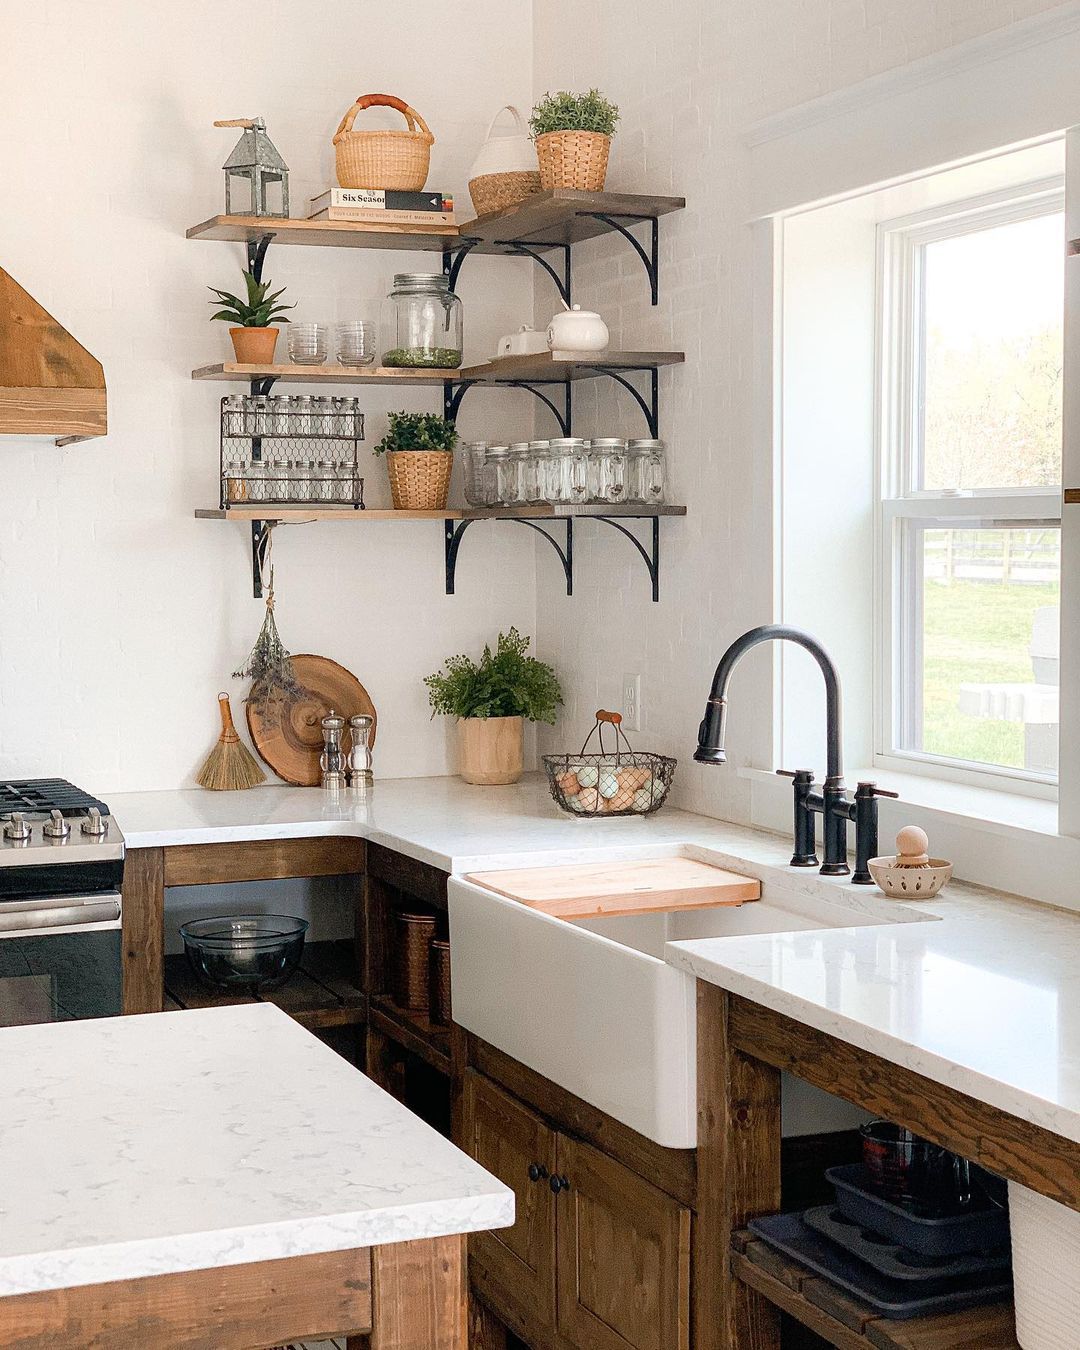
2,0,537,791
530,0,1070,823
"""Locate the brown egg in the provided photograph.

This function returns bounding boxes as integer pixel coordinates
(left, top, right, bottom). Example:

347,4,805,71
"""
577,787,602,813
556,770,581,797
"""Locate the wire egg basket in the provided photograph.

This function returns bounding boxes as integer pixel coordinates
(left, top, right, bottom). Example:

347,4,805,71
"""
543,710,676,818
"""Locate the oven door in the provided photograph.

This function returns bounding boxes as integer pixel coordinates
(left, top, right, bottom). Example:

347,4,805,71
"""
0,892,122,1026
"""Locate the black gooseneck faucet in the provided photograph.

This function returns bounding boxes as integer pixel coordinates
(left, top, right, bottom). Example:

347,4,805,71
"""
694,625,896,883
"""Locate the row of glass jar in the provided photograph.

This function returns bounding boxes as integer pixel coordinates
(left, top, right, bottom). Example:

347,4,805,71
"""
224,451,362,504
462,438,666,508
222,394,364,439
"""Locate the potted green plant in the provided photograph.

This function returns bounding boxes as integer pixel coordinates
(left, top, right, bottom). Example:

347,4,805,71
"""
529,88,620,192
374,411,458,510
425,628,562,785
208,269,294,365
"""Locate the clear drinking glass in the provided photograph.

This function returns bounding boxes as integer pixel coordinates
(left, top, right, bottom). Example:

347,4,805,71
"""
336,320,376,367
287,323,329,365
461,443,488,506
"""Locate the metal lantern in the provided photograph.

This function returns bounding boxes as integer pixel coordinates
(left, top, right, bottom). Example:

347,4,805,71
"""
215,117,290,218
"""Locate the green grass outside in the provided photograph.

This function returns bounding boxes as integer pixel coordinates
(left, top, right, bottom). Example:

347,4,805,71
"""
922,578,1058,768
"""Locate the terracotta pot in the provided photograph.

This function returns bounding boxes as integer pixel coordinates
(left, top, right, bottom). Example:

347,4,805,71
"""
229,326,279,364
458,715,524,785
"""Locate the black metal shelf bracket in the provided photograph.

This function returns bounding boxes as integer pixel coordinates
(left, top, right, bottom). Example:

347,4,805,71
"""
246,233,275,284
503,242,572,307
444,517,574,596
580,213,660,305
510,381,572,436
443,378,479,423
594,515,662,601
590,366,660,438
444,379,571,435
441,239,481,293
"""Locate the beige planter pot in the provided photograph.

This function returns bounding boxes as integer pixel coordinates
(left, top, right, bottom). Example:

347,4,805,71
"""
535,130,611,191
230,326,279,364
385,449,453,511
458,716,524,785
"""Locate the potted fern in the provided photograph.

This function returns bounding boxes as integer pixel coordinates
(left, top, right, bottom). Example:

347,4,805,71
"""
374,411,457,510
208,269,294,364
529,89,620,192
425,629,562,785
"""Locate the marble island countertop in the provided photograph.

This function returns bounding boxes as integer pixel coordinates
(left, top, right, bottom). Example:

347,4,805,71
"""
107,776,1080,1153
0,1003,512,1297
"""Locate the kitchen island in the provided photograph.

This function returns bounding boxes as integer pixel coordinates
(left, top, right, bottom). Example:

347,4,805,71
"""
0,1001,512,1348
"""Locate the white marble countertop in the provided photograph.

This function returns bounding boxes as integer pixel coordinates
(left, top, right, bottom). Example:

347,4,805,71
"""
0,1003,512,1297
107,776,1080,1151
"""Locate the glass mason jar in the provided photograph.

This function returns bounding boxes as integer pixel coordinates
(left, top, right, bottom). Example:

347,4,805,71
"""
627,438,667,504
507,443,531,505
547,439,584,503
223,394,244,438
460,442,488,506
483,446,509,505
527,441,550,504
312,396,335,437
590,437,628,503
383,273,463,370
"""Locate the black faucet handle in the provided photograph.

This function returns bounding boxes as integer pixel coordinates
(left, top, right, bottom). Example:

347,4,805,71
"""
777,768,815,783
855,780,899,800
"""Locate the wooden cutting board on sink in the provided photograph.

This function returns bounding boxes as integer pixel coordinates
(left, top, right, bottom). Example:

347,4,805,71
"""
465,857,761,920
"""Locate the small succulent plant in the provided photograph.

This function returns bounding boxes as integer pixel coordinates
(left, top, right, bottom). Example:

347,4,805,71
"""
208,270,294,328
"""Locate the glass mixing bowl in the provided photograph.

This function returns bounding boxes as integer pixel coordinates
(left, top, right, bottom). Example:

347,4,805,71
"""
180,914,309,991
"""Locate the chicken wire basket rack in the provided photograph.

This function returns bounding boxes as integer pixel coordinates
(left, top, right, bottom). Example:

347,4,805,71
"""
219,395,366,508
543,710,676,817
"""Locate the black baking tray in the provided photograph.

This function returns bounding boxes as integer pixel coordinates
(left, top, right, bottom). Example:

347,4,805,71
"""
803,1205,1011,1281
827,1165,1010,1258
749,1212,1012,1320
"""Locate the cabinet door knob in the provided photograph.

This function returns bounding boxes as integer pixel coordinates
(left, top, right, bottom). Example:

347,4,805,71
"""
528,1163,549,1183
549,1174,570,1194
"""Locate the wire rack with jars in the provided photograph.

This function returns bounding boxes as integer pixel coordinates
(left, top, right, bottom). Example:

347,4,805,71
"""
219,394,366,508
459,437,666,509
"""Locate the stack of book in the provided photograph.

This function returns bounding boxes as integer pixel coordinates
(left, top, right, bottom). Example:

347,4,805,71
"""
307,188,455,227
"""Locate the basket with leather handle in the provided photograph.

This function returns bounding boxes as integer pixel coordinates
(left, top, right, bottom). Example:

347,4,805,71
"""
333,94,434,190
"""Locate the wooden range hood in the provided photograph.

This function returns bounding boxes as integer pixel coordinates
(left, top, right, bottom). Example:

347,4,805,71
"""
0,266,106,445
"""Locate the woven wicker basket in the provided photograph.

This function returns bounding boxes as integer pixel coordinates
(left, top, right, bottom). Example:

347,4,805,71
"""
469,169,542,217
536,130,611,192
333,94,434,191
391,911,436,1012
385,450,453,510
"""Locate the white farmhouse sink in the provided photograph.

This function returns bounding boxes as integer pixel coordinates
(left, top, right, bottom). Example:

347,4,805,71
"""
448,856,924,1148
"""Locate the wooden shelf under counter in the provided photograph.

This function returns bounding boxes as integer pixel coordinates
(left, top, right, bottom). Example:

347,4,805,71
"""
368,994,452,1074
163,938,366,1032
732,1231,1019,1349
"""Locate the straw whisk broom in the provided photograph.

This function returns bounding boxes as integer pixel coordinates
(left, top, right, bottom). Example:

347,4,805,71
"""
197,692,266,790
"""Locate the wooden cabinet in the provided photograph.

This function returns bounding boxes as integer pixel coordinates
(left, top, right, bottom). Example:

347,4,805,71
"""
555,1133,690,1350
463,1070,557,1335
463,1070,691,1350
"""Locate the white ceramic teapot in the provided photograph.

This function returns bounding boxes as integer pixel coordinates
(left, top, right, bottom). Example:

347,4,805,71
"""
547,301,610,353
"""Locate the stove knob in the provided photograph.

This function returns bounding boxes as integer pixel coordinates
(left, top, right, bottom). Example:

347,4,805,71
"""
43,809,71,840
4,812,31,843
81,807,108,838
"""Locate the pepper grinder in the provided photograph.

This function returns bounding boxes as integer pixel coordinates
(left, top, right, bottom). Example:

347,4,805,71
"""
347,713,374,790
319,710,347,791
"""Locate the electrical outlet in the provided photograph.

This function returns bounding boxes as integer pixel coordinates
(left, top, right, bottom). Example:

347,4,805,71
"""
622,673,642,732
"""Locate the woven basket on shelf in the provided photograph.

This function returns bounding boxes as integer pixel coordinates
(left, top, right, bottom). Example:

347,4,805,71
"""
391,911,436,1012
333,94,434,191
536,130,611,191
469,169,542,217
429,938,452,1026
385,450,453,510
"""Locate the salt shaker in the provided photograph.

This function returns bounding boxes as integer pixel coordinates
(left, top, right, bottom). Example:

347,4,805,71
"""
319,710,347,791
347,714,374,790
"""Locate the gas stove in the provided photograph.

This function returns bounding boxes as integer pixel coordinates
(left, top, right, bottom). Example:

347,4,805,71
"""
0,778,125,873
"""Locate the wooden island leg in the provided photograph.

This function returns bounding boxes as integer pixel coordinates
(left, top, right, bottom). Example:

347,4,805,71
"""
349,1235,466,1350
694,984,782,1350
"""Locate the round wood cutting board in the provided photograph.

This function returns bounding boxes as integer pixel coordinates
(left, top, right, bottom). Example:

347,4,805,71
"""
246,654,377,786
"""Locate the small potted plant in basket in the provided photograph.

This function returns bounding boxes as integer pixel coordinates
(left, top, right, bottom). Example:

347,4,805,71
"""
208,269,294,364
374,411,457,511
425,629,562,785
529,88,620,192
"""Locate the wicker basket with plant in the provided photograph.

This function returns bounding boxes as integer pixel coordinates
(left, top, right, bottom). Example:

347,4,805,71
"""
529,89,620,192
374,411,457,511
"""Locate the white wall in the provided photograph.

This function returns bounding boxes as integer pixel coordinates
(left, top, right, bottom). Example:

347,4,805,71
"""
2,0,537,793
531,0,1077,826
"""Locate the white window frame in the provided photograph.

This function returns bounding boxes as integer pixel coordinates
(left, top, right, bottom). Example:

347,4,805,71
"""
874,178,1065,797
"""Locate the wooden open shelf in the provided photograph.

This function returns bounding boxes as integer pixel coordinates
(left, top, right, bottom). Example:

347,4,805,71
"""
369,994,452,1074
186,191,685,256
191,350,685,387
163,938,365,1032
732,1232,1019,1350
195,503,687,523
